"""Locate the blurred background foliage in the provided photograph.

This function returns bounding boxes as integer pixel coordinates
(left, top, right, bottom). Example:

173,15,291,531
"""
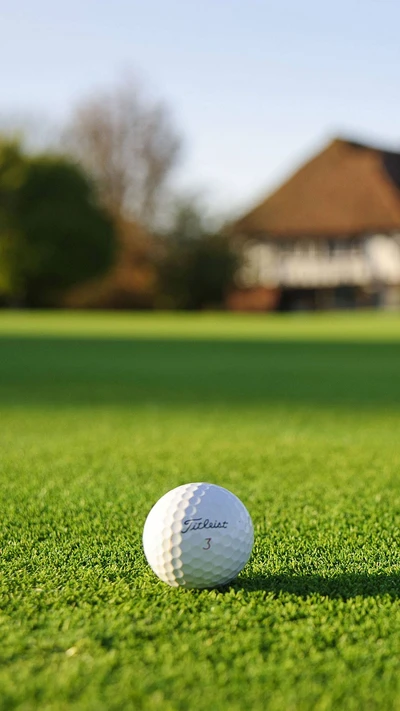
0,139,115,307
157,202,238,310
0,76,237,310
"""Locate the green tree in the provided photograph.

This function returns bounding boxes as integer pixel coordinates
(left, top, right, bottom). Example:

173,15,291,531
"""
0,141,28,301
0,139,115,306
158,202,238,310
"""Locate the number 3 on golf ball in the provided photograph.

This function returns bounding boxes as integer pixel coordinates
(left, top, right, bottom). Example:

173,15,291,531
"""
142,482,254,589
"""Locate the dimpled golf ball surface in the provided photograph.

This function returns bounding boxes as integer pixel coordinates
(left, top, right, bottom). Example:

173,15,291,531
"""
143,483,254,589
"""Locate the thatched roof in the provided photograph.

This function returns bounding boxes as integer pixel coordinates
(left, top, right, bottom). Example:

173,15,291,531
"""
234,138,400,239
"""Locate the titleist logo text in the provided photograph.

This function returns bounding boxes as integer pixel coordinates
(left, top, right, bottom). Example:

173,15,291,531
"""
181,518,228,534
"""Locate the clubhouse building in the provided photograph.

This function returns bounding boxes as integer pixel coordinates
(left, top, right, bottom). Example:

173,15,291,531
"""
229,137,400,311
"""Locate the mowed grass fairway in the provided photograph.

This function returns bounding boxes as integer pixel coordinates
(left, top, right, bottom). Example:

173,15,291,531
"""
1,311,400,711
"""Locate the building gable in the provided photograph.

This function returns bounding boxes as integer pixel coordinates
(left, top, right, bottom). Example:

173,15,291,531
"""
234,138,400,239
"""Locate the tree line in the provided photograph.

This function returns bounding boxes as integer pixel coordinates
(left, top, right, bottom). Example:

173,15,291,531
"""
0,77,237,309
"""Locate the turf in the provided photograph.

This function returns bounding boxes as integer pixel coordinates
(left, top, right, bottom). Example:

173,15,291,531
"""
1,311,400,711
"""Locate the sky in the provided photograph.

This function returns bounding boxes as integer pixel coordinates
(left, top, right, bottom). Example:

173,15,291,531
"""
1,0,400,219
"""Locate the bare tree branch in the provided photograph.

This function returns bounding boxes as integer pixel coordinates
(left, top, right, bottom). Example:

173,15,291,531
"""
64,77,182,229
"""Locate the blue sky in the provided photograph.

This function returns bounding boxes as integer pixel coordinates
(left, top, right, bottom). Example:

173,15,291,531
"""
1,0,400,217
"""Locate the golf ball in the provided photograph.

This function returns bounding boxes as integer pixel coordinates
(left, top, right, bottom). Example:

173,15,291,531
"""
143,482,254,589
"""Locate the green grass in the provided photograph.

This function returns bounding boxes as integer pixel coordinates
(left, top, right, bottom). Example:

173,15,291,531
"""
1,308,400,341
1,310,400,710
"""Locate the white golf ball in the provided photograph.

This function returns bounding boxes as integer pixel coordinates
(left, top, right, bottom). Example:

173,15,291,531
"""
143,482,254,589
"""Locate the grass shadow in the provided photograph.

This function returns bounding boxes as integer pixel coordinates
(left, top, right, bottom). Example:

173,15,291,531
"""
233,572,400,599
1,335,400,410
